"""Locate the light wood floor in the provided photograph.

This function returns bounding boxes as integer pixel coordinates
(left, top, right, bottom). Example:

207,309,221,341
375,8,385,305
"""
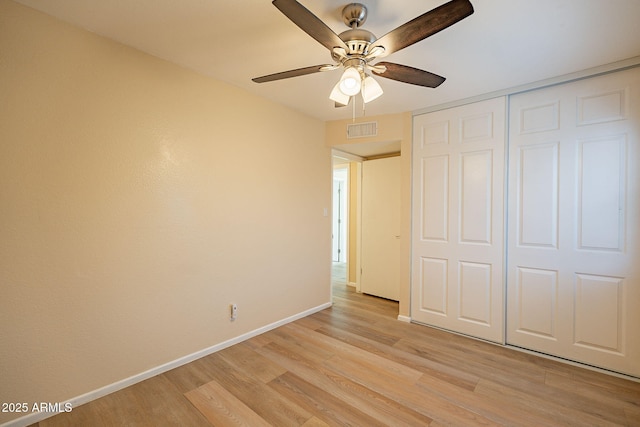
32,268,639,426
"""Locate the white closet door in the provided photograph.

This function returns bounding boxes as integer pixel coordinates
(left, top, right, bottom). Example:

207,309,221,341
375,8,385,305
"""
361,156,401,301
507,67,640,377
411,97,506,343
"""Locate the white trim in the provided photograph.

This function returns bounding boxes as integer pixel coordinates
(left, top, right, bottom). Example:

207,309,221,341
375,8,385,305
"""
1,302,332,427
332,148,364,163
413,56,640,117
397,315,411,323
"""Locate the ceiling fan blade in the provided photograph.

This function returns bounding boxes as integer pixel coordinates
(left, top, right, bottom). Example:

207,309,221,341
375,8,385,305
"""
373,62,446,88
370,0,473,56
252,64,331,83
272,0,348,51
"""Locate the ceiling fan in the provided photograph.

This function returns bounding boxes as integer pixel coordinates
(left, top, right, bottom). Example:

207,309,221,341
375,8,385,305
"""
252,0,474,107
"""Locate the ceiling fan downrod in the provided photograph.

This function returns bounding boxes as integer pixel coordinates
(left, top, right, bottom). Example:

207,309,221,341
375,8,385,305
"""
342,3,367,28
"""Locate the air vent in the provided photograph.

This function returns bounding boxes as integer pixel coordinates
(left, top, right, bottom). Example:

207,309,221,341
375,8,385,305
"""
347,121,377,139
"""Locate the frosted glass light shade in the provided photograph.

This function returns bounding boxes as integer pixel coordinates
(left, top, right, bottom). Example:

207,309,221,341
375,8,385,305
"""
362,76,383,103
338,67,361,96
329,82,350,105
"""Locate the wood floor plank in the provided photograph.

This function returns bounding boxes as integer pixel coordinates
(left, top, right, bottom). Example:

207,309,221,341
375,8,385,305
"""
393,336,548,387
201,352,313,426
321,295,398,321
255,340,435,426
268,371,387,427
544,371,638,422
331,296,398,318
315,323,480,392
416,371,558,427
314,303,398,332
311,310,402,347
301,416,331,427
625,404,640,425
244,331,275,349
556,368,640,405
409,330,548,377
162,351,231,394
293,313,328,331
323,353,501,426
475,378,628,426
282,322,424,383
216,341,287,384
269,325,336,364
186,380,270,427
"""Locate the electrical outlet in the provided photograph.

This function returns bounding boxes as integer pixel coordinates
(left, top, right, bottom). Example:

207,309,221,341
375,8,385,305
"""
230,303,237,321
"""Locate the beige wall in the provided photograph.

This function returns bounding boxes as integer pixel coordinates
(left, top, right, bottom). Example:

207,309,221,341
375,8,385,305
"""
326,113,412,317
0,1,331,423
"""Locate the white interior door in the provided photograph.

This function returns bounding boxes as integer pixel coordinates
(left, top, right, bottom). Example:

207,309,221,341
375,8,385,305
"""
411,97,506,343
506,67,640,377
361,156,401,301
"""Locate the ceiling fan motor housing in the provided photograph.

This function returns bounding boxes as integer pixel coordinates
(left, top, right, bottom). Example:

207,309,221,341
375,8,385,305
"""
339,28,376,56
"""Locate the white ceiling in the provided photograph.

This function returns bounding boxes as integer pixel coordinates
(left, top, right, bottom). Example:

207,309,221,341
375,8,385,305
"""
15,0,640,124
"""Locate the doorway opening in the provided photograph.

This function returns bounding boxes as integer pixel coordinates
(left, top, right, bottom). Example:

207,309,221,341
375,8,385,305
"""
330,145,402,321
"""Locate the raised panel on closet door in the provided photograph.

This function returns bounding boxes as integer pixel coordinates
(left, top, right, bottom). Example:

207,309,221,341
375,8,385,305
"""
507,67,640,377
420,155,449,242
577,135,626,251
514,267,558,340
574,273,624,354
412,96,506,343
516,142,559,249
459,150,493,245
418,257,448,315
458,261,492,326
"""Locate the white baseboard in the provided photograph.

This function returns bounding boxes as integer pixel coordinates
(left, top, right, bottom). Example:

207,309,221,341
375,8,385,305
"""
397,315,411,323
1,302,332,427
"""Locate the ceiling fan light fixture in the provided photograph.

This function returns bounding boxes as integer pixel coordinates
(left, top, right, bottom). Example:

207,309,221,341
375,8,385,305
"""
338,66,362,96
362,75,383,103
329,81,351,105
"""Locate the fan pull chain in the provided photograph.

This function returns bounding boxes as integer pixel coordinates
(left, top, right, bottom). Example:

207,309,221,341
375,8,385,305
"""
360,80,365,119
353,77,366,121
352,95,356,122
